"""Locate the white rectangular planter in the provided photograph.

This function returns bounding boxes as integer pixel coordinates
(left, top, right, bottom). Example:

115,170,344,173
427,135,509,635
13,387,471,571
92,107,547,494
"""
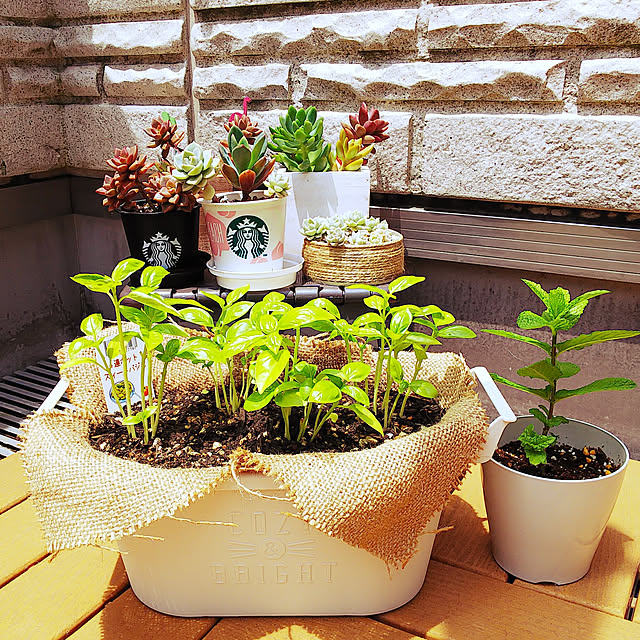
284,168,370,257
118,472,440,617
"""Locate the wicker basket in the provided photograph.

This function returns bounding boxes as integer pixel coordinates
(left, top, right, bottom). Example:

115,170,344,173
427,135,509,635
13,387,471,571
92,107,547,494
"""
302,238,405,285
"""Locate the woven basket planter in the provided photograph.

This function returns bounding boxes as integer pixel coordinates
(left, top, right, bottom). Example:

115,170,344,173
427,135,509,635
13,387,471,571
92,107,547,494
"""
302,238,404,285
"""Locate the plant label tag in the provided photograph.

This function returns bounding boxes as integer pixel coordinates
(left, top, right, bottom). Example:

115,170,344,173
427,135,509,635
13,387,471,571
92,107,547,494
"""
97,336,149,412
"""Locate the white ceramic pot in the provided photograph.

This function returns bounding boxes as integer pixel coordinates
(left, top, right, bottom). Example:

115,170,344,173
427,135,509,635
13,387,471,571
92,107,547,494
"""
118,472,441,617
202,193,286,272
285,168,370,257
482,416,629,584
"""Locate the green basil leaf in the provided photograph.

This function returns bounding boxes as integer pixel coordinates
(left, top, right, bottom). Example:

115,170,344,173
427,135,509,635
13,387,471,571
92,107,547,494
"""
70,273,115,293
111,258,145,283
388,275,424,295
80,313,103,336
350,404,384,435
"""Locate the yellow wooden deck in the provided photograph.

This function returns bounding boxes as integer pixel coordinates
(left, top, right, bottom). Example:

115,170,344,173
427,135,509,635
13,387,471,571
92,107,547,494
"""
1,454,638,639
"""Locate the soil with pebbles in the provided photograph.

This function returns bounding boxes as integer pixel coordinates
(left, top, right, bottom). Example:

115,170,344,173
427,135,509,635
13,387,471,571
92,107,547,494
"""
90,390,445,469
493,440,621,480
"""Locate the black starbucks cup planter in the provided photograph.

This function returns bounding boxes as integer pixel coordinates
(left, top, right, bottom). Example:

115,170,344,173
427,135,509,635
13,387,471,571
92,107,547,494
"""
119,205,209,288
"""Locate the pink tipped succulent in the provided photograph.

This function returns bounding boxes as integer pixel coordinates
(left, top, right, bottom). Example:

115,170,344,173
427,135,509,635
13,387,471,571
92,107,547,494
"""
144,173,197,213
225,97,263,145
96,173,141,212
105,145,154,178
342,103,389,163
144,114,185,159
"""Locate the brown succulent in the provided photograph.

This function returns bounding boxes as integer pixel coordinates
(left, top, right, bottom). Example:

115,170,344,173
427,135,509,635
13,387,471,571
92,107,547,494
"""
96,173,142,212
106,145,154,178
224,97,262,145
144,116,185,159
342,102,390,163
144,173,197,213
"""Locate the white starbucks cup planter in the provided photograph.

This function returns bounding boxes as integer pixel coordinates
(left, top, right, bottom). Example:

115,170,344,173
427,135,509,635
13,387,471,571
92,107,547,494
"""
39,368,513,617
202,192,287,273
482,416,629,585
284,168,370,257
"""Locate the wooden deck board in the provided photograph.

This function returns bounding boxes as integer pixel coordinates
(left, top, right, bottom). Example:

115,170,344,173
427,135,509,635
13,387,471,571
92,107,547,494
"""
69,589,217,640
0,546,129,640
432,464,507,581
515,459,640,617
377,560,640,640
0,453,638,637
203,617,421,639
0,498,48,587
0,453,28,514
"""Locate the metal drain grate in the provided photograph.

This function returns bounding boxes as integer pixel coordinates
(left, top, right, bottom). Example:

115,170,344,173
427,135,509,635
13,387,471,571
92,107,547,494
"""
0,357,71,458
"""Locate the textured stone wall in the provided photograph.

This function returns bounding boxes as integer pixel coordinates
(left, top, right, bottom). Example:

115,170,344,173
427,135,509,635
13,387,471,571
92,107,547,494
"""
2,0,639,212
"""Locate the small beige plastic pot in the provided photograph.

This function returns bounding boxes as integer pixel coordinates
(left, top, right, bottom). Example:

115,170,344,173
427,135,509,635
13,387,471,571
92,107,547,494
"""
482,416,629,584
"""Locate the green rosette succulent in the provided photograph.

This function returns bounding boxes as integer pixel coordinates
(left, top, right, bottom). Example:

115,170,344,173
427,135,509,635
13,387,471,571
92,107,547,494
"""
325,227,346,247
263,171,291,199
172,142,220,200
268,105,332,172
339,210,367,231
301,216,329,241
220,125,276,201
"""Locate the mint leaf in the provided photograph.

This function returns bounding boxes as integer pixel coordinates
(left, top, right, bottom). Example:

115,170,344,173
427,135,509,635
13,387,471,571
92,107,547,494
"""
518,424,557,465
517,311,548,330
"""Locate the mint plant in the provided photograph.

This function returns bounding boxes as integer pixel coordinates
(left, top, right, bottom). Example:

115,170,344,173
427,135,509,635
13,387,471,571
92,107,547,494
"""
63,258,189,443
484,279,640,465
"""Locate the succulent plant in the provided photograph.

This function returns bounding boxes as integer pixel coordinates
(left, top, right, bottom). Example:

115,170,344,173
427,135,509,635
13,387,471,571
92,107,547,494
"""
97,146,155,212
144,173,197,214
97,115,207,214
219,125,276,201
301,216,329,240
339,209,367,231
263,170,291,199
96,173,141,212
268,105,332,172
342,102,389,164
225,97,263,145
105,145,153,176
325,227,346,247
172,142,220,201
332,129,373,171
144,112,185,160
365,216,380,232
301,212,402,247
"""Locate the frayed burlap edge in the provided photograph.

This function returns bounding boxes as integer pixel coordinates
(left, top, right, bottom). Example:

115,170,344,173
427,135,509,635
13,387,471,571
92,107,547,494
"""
22,335,488,567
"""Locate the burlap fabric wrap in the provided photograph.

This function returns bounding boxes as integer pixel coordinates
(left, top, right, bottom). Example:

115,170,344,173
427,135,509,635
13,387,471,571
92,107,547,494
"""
22,329,488,567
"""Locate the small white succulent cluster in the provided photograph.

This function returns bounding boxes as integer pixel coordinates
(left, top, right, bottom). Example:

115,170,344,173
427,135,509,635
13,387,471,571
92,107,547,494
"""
301,210,402,247
263,170,291,199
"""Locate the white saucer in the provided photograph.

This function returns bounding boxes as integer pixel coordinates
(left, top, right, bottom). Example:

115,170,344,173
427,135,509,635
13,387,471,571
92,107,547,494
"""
206,256,304,291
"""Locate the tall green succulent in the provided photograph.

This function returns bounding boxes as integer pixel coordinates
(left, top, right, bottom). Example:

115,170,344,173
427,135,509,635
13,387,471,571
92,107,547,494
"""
220,126,276,201
268,105,332,172
172,142,220,200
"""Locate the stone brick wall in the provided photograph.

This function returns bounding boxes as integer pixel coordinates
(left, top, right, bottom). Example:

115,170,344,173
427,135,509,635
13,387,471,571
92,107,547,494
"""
2,0,639,212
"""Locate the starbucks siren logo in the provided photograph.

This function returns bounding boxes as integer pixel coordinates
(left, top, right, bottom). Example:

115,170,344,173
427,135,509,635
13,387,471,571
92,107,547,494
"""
142,232,182,269
227,216,269,260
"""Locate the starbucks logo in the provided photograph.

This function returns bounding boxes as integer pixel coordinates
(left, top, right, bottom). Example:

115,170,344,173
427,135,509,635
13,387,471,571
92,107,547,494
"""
142,232,181,269
227,216,269,260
